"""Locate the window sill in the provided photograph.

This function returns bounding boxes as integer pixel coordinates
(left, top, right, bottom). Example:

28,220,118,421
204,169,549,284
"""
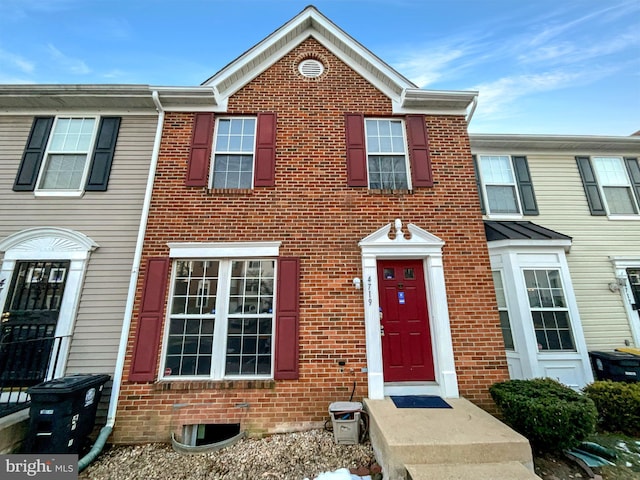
34,190,85,198
484,214,524,220
153,379,276,391
605,215,640,221
208,188,254,195
368,189,414,195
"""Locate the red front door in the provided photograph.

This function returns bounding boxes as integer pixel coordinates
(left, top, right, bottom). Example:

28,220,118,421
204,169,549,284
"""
378,259,435,382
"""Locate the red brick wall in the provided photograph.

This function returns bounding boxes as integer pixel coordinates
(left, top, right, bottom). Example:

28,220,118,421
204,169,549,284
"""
115,38,508,443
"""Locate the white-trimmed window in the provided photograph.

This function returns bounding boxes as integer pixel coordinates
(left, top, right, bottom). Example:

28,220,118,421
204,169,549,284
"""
492,271,514,351
524,269,575,351
592,157,639,215
365,119,410,189
211,117,256,189
163,258,275,378
478,155,521,214
38,117,98,192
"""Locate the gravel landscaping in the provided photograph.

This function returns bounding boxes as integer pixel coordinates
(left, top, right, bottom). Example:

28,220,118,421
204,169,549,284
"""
79,429,378,480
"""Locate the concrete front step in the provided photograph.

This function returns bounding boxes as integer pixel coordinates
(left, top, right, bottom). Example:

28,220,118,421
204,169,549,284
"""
406,461,541,480
365,397,536,480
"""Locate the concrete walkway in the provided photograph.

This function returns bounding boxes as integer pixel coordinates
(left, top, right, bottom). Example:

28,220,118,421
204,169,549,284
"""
364,397,541,480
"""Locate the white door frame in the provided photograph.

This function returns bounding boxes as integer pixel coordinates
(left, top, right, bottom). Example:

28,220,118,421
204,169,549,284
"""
0,227,98,378
610,256,640,347
359,219,459,399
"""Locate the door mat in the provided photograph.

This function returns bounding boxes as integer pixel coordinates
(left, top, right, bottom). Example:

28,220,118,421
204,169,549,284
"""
390,395,452,409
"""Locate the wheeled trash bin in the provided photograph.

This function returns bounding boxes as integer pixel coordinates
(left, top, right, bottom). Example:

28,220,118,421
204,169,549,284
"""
589,351,640,382
329,401,362,445
24,373,110,454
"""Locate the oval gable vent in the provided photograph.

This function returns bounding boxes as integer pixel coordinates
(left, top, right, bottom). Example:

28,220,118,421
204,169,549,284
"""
298,59,324,78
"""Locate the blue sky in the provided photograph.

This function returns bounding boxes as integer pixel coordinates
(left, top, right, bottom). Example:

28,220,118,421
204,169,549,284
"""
0,0,638,135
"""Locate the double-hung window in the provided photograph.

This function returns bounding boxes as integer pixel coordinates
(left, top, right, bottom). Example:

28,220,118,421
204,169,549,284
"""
576,156,640,217
491,271,515,350
164,259,275,378
14,115,120,194
475,155,538,216
365,119,410,190
592,157,639,215
38,117,97,191
478,155,520,214
211,117,256,189
524,269,575,351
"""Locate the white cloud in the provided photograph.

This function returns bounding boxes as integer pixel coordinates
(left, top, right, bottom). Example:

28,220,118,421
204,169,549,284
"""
472,70,585,118
392,47,466,87
0,47,35,74
47,44,91,75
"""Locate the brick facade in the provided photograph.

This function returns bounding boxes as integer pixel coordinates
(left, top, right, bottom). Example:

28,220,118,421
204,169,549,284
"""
115,38,508,444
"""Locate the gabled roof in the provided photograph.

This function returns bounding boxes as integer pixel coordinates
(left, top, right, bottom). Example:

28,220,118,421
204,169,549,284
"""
200,5,476,115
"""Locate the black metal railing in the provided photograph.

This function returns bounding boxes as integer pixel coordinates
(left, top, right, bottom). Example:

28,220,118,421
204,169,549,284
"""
0,335,68,417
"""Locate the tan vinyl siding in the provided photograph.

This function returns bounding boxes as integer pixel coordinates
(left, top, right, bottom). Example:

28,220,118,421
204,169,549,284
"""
527,152,640,350
0,114,157,375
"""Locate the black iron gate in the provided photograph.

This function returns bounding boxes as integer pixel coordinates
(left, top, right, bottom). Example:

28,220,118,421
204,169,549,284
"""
0,261,69,415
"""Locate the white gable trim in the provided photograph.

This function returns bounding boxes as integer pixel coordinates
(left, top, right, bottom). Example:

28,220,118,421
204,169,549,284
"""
359,220,459,399
204,6,413,103
200,6,476,115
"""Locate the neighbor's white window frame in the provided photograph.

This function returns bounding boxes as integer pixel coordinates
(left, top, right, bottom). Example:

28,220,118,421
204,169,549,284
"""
34,116,99,198
477,155,524,217
592,156,639,217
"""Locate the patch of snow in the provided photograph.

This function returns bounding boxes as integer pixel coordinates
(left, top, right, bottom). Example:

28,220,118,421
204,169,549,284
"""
304,469,371,480
616,441,631,453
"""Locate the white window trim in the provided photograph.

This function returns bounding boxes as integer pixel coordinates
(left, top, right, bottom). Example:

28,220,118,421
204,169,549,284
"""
492,269,516,352
208,116,257,190
34,116,99,197
160,242,280,381
477,154,524,219
168,242,281,259
488,242,593,388
364,118,412,190
592,156,640,217
160,258,276,381
523,268,575,352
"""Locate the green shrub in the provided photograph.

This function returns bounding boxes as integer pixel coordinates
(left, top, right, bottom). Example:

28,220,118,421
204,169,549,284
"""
583,380,640,437
490,378,597,452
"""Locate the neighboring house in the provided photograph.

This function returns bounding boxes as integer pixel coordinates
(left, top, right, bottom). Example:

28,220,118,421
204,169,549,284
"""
470,134,640,389
0,85,159,434
114,6,510,444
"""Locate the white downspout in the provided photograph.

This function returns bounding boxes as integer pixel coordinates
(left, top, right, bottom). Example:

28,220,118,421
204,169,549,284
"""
79,91,165,470
107,89,165,424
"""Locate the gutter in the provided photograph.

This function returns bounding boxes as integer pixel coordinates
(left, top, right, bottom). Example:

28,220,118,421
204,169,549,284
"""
79,89,165,471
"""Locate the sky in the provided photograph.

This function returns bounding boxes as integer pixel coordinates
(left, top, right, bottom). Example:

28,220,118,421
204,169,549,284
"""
0,0,638,136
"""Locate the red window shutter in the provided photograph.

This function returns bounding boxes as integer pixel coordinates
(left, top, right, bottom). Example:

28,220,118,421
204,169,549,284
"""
254,112,277,187
186,113,214,187
129,257,170,382
344,113,368,187
274,257,300,380
406,115,433,187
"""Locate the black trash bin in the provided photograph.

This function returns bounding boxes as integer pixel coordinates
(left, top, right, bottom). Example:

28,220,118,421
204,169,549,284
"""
589,351,640,382
24,373,110,454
